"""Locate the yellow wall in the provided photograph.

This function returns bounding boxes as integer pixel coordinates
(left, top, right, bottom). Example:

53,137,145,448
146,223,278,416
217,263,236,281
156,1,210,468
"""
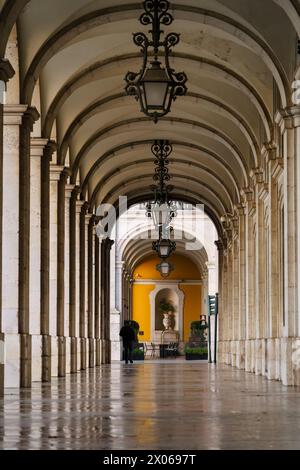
180,284,202,341
133,254,202,281
132,254,202,342
132,283,154,342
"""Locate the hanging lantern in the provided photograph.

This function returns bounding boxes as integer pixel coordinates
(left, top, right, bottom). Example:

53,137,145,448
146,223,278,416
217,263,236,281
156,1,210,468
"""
153,237,176,258
125,0,187,123
156,260,174,278
145,140,177,231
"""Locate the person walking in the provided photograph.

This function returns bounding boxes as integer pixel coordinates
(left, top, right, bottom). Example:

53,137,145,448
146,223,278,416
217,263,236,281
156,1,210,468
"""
119,321,136,364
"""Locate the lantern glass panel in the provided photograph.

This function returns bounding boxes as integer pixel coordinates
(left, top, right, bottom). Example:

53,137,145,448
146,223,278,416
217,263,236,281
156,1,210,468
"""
143,81,168,109
159,243,170,258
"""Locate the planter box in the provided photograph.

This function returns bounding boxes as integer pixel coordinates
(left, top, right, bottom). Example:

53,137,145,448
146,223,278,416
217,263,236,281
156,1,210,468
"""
185,353,208,360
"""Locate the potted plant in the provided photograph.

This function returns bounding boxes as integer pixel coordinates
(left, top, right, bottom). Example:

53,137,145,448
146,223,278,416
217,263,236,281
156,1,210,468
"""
185,346,208,360
132,345,145,361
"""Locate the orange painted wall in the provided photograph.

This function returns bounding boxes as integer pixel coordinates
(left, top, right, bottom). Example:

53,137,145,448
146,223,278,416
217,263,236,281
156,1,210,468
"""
132,254,202,342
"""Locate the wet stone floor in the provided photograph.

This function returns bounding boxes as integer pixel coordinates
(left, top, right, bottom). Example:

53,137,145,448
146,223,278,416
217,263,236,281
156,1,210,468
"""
0,359,300,450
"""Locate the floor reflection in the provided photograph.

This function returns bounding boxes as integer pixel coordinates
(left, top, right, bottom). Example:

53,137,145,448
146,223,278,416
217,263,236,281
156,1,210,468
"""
0,360,300,450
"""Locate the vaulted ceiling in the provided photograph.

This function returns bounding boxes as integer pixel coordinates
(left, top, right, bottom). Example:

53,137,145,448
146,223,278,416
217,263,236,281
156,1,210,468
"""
1,0,299,232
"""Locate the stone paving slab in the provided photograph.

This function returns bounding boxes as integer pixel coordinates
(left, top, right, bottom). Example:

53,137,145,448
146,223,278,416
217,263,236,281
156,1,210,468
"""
0,361,300,450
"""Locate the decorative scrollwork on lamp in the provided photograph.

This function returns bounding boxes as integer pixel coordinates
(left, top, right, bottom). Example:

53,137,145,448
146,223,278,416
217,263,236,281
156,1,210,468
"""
125,0,188,123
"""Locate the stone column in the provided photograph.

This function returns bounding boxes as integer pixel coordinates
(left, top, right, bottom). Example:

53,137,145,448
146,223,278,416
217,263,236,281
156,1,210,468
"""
100,238,114,364
79,202,89,370
237,205,246,369
276,107,300,385
57,168,69,377
244,190,255,373
0,59,14,394
2,104,27,388
111,260,123,361
19,107,40,388
87,214,95,368
49,163,64,378
265,144,283,380
2,104,39,388
94,231,101,366
215,240,224,362
30,138,48,382
221,251,228,362
69,188,81,372
64,184,74,374
40,141,56,382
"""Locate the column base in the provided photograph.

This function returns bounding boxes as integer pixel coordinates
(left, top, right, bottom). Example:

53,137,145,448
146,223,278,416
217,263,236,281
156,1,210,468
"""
70,337,77,373
80,338,87,370
3,333,31,388
219,337,300,386
32,334,43,382
88,338,95,368
0,333,4,395
58,336,66,377
42,335,51,382
95,338,101,366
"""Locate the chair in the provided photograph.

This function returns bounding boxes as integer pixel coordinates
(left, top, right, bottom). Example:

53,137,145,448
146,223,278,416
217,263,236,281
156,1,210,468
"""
151,342,160,358
165,342,179,357
144,342,153,358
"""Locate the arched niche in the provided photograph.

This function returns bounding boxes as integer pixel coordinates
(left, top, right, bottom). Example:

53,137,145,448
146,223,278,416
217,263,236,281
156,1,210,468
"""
149,284,184,342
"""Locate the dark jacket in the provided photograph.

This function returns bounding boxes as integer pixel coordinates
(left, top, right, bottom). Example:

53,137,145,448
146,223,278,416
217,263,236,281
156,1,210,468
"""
119,325,136,343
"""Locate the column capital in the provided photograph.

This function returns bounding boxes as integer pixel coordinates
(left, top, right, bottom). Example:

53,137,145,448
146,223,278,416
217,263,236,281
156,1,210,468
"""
275,106,300,130
71,186,81,200
30,138,49,158
50,164,64,182
240,187,254,202
102,238,114,251
81,201,89,216
261,141,278,162
22,106,40,131
3,104,28,125
249,167,264,185
85,213,93,226
43,140,57,163
236,203,246,216
65,184,75,199
60,167,70,184
206,262,215,270
75,199,85,214
116,260,125,269
0,58,15,83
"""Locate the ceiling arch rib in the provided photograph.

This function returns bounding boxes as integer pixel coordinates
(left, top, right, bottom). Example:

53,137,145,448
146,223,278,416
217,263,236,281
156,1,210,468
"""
80,142,241,203
0,0,30,56
41,53,272,141
87,160,235,211
110,190,224,238
70,117,250,185
20,3,290,108
92,175,229,219
59,91,260,165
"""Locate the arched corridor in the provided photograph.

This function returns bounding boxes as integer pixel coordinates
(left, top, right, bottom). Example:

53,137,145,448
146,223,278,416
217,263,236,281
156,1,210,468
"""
0,0,300,451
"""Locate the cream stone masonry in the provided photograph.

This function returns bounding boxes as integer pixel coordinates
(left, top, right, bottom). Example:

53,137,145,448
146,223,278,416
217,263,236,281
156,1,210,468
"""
30,138,48,382
0,0,300,393
2,105,27,388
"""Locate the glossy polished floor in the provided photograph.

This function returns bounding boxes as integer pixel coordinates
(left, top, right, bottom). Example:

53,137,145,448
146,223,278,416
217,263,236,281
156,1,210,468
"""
1,359,300,450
